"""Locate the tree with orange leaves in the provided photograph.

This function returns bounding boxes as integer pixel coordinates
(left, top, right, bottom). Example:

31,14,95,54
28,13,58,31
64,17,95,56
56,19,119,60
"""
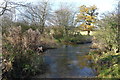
76,5,98,35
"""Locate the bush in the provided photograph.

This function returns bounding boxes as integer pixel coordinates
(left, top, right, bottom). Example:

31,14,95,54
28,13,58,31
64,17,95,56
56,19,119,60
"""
2,26,49,79
63,34,83,43
52,26,65,40
90,11,120,78
2,43,47,79
93,13,119,53
98,53,120,78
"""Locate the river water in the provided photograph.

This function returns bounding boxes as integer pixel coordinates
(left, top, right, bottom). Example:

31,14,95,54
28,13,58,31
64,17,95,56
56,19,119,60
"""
37,43,96,78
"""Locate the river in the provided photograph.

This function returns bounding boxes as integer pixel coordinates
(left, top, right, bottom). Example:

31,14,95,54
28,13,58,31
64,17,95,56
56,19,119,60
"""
36,43,96,78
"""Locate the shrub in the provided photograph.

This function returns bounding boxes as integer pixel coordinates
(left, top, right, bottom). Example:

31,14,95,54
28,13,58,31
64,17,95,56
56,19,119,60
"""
93,13,119,53
90,12,120,78
2,26,49,79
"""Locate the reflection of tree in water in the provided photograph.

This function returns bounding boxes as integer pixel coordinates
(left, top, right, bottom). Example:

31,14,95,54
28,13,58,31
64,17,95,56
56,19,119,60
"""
42,43,96,77
77,55,93,69
56,46,71,75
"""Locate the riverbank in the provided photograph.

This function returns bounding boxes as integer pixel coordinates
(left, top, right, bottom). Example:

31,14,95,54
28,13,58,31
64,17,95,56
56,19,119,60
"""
55,35,92,45
89,50,120,78
88,36,120,78
2,27,58,79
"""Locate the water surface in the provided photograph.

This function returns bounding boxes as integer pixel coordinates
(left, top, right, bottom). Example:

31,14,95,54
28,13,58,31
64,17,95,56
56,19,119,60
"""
37,43,96,78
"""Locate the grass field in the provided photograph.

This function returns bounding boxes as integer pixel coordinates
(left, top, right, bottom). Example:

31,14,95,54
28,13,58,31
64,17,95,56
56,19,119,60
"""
80,31,97,35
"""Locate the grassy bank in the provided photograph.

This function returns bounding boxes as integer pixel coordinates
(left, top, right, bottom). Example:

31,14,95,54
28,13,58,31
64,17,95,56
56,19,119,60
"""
89,50,120,78
51,27,93,44
89,11,120,78
55,35,92,44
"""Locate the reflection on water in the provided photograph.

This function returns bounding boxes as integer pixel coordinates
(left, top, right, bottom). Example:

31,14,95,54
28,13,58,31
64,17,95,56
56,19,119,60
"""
37,43,96,78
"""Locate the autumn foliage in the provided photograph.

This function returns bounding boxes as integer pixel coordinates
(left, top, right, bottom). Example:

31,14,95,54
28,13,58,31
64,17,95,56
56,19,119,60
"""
76,5,98,35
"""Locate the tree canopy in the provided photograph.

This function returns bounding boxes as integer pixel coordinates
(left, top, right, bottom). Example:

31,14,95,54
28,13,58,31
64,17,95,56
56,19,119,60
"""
76,5,98,35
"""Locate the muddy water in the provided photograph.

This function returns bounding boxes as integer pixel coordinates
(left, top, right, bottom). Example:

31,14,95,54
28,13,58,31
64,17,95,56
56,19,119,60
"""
38,43,96,78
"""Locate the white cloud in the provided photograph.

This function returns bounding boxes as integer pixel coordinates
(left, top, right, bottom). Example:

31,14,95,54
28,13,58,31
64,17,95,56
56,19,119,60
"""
0,0,117,14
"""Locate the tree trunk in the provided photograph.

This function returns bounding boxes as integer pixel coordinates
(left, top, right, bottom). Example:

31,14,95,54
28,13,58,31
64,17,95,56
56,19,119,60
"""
87,31,90,36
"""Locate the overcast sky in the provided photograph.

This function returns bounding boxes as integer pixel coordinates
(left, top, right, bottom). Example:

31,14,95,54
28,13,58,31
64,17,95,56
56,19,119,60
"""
0,0,118,15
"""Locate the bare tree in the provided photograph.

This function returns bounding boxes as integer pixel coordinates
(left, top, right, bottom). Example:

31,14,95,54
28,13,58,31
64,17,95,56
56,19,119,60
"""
52,3,77,35
19,0,52,34
0,0,9,16
0,0,25,16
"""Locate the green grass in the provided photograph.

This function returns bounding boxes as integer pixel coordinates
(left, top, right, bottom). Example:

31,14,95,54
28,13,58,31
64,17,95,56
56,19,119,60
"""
90,50,120,78
0,54,2,57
